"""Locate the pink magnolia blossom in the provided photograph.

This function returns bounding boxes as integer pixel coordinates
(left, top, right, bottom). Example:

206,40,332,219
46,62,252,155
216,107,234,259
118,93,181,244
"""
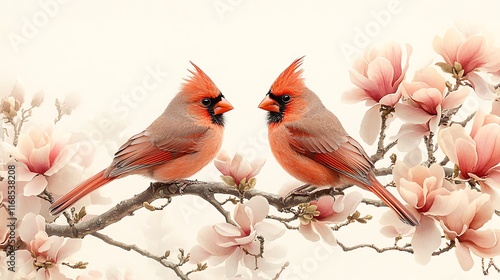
0,79,25,119
381,162,463,264
190,196,285,277
394,67,469,152
0,124,108,219
437,187,500,271
298,192,362,246
214,151,266,187
342,42,412,144
433,26,500,99
17,213,82,280
1,124,80,196
438,113,500,209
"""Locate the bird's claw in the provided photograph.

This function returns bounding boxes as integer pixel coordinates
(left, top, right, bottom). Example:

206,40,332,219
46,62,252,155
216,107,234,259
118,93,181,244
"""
281,184,316,203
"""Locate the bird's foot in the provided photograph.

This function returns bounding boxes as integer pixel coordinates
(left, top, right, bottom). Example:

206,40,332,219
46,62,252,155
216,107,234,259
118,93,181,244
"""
281,184,316,202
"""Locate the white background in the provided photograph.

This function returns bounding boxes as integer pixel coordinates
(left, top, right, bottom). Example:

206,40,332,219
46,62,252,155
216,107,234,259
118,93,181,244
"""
2,0,500,279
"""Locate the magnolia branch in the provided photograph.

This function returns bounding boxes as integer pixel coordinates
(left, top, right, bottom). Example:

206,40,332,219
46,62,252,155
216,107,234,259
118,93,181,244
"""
371,105,397,164
90,232,199,280
46,180,342,238
336,239,455,256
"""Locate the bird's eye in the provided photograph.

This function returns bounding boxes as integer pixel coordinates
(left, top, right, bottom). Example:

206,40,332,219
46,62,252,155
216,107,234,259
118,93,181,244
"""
282,94,291,103
201,98,211,107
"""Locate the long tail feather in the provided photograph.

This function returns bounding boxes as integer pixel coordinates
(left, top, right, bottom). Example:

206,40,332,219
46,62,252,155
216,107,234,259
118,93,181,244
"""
365,174,420,226
49,169,113,216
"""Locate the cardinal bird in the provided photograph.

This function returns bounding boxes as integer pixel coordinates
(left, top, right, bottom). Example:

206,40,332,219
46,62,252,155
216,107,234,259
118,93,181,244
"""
49,62,233,216
258,57,419,226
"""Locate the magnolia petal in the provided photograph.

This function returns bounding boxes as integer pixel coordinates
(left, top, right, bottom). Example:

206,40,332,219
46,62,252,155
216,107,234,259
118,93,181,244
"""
45,164,84,196
461,228,497,249
413,67,446,92
380,209,415,237
411,88,442,114
395,123,428,152
55,238,82,261
16,164,37,181
2,139,29,163
395,103,433,124
437,124,473,165
248,157,266,179
24,175,48,196
189,245,211,263
474,124,500,175
19,213,45,243
455,138,478,174
196,226,233,256
341,87,370,104
28,145,51,174
233,159,253,185
463,229,500,258
359,104,381,145
442,87,470,110
40,235,64,258
313,223,337,246
426,190,463,216
482,168,500,209
379,42,403,81
411,215,441,265
327,192,363,223
234,203,253,232
298,223,320,242
398,180,422,208
234,233,256,245
402,148,422,168
254,221,285,241
214,155,231,176
379,91,402,107
229,153,243,179
225,248,243,277
455,241,475,271
11,79,26,105
467,72,497,100
457,35,488,74
349,69,379,96
366,57,395,96
45,144,80,176
214,223,242,238
244,196,269,224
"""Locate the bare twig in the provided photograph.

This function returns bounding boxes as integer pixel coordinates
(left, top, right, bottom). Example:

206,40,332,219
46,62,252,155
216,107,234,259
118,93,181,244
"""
91,232,192,280
336,240,413,254
371,105,396,164
431,240,455,256
451,112,476,127
423,132,436,166
482,258,500,275
272,262,289,280
242,235,265,270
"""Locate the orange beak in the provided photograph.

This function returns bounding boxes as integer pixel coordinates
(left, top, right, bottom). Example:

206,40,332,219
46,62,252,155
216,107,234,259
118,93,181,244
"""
258,95,280,112
214,98,234,115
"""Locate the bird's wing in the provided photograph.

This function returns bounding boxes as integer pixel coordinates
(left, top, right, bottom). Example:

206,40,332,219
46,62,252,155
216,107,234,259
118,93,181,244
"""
104,124,208,178
285,120,373,185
